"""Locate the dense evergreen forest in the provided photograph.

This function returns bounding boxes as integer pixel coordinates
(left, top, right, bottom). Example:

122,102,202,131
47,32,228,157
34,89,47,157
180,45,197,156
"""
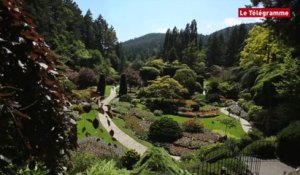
1,0,300,174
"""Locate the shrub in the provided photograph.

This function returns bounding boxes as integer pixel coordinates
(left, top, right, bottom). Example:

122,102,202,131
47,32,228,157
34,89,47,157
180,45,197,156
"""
85,160,130,175
106,76,117,85
191,104,200,112
76,68,98,89
205,93,220,103
153,110,163,116
242,137,277,159
248,104,263,120
132,147,191,175
119,94,132,102
121,150,140,170
182,119,204,133
125,116,146,138
192,93,206,106
67,152,104,174
131,99,140,107
60,77,77,92
148,117,183,143
277,121,300,166
145,98,181,114
128,108,155,121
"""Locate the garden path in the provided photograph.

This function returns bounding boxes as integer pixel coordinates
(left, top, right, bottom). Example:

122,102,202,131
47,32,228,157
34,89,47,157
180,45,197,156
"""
220,107,252,133
98,87,180,160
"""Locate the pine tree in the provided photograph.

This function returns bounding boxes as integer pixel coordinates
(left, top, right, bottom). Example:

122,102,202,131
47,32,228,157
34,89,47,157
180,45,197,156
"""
83,9,96,49
190,19,198,46
206,35,225,66
119,74,128,96
97,74,106,96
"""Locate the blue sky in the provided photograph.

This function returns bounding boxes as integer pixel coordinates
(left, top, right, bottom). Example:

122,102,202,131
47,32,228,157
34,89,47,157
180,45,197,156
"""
74,0,261,42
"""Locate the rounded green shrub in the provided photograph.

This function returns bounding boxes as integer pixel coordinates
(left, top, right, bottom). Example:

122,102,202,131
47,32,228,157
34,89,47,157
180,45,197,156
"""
121,150,140,170
153,110,163,116
277,121,300,166
242,137,277,159
182,119,204,133
148,117,183,143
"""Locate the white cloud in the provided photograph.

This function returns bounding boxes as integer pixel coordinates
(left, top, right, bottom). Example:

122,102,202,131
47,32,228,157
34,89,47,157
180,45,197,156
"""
224,18,242,27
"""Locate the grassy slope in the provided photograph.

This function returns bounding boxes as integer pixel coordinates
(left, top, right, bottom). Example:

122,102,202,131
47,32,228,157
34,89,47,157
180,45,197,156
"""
164,114,246,139
112,117,153,148
77,110,118,145
105,85,111,97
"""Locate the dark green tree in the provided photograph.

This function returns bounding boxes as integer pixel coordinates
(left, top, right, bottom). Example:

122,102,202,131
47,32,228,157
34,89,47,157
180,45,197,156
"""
119,74,128,96
82,9,96,49
97,74,106,96
206,34,226,66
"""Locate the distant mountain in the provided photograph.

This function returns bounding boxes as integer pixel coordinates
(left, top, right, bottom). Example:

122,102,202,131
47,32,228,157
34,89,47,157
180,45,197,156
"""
122,23,258,62
122,33,165,61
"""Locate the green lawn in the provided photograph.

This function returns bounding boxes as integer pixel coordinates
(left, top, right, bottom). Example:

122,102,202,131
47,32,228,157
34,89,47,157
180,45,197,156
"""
105,85,111,97
77,110,118,145
164,114,246,139
112,117,153,148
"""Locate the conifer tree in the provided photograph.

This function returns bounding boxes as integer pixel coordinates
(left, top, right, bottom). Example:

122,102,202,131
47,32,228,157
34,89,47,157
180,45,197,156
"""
119,74,128,96
97,74,106,96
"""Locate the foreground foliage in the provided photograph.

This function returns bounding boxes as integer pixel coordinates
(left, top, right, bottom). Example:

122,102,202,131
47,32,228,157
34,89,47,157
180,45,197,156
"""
0,1,76,173
132,148,191,175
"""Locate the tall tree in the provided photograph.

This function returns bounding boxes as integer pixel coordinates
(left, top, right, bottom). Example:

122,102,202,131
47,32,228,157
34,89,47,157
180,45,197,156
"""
206,34,226,66
82,9,96,49
97,74,106,96
119,74,128,96
251,0,300,51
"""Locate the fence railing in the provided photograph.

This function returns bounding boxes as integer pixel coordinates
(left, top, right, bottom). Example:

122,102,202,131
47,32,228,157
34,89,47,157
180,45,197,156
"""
188,141,277,175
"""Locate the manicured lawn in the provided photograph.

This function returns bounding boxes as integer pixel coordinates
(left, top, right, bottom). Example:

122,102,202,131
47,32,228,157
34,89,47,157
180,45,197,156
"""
164,114,246,139
112,117,153,148
105,85,111,97
77,110,118,145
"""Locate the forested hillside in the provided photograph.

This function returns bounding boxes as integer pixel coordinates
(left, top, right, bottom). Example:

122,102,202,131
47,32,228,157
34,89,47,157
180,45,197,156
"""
23,0,123,74
122,23,256,67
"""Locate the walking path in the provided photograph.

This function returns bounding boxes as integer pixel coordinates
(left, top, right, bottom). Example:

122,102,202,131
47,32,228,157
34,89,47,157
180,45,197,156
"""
220,107,252,133
98,87,147,155
259,159,295,175
97,87,180,160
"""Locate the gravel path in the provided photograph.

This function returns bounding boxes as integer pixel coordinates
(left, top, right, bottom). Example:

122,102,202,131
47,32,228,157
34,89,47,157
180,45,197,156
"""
220,107,252,133
98,87,180,160
97,87,147,155
259,159,295,175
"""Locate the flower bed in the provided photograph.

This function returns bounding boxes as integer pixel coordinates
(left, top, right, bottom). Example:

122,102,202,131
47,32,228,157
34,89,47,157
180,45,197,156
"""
169,132,221,156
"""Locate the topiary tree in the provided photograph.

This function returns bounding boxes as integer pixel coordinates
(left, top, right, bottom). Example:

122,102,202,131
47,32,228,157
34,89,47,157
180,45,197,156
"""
121,149,140,170
0,1,76,174
97,73,106,96
182,119,204,133
148,117,183,143
277,121,300,166
119,74,128,96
